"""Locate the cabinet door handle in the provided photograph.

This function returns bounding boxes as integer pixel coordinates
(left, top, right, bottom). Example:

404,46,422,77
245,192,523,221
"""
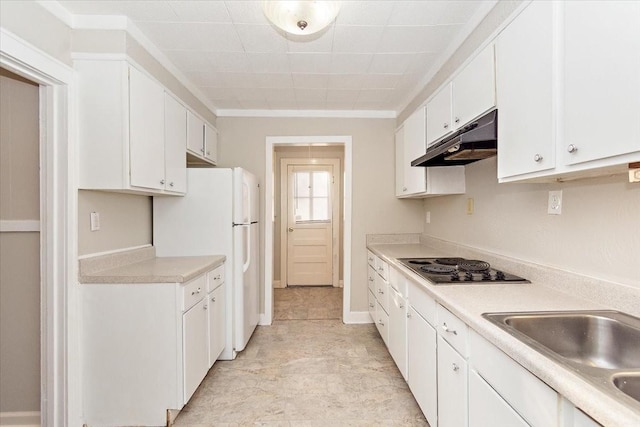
211,296,216,302
454,117,460,124
441,322,457,335
203,304,208,310
452,363,459,372
169,182,174,187
407,312,412,318
369,303,374,308
403,187,407,191
378,320,384,326
399,303,404,309
191,287,201,295
377,289,384,295
160,179,166,185
214,275,221,280
567,144,578,153
368,277,374,282
200,148,205,153
533,154,543,162
444,123,449,129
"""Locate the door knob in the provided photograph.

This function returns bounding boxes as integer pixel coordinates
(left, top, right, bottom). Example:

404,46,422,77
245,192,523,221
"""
288,227,294,232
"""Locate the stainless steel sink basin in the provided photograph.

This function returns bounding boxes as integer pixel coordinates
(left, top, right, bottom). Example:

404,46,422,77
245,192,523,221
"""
500,312,640,369
614,373,640,402
483,310,640,413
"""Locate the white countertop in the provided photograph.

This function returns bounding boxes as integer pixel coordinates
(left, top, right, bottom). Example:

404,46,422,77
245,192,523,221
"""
368,242,640,427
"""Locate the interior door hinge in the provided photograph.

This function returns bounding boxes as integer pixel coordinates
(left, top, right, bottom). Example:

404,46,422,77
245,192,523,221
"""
332,176,335,184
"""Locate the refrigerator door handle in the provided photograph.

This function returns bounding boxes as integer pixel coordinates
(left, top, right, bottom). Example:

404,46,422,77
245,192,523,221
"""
242,224,251,273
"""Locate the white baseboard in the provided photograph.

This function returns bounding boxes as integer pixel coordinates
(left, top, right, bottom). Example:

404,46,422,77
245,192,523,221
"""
0,411,40,427
273,280,285,289
343,311,373,324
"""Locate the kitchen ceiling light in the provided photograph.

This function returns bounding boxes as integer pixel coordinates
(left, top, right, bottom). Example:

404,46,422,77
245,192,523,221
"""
262,1,341,36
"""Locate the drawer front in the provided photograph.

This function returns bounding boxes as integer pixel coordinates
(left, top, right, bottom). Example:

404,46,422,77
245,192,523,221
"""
375,257,389,281
208,264,225,292
437,305,468,357
375,274,389,314
367,265,376,293
182,274,206,311
469,331,558,427
367,250,376,267
407,279,436,326
388,267,407,297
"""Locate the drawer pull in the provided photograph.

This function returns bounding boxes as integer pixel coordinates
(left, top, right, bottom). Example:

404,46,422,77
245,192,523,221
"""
214,275,221,280
407,312,412,319
369,303,374,308
378,320,384,326
368,277,374,282
377,289,384,295
203,304,208,310
442,322,457,335
191,287,201,296
399,303,404,309
452,363,459,372
211,296,216,302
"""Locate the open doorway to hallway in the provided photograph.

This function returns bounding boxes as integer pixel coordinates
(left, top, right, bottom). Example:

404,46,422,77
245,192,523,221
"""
273,145,344,321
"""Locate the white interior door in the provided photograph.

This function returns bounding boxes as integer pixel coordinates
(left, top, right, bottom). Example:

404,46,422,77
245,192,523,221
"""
286,165,333,286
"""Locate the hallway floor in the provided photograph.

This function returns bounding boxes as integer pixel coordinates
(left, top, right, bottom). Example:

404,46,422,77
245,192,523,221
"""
274,286,342,320
173,289,428,426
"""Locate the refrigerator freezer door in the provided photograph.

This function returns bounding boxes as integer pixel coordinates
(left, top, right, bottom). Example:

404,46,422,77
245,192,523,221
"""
234,168,260,224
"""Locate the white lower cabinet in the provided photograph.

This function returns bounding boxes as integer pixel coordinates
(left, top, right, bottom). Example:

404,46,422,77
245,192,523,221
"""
368,289,376,321
208,283,226,366
407,306,437,426
437,335,468,427
469,370,528,427
375,300,389,345
82,263,226,426
388,286,407,380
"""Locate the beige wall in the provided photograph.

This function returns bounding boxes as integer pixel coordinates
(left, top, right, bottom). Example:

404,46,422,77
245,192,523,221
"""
423,158,640,289
77,191,152,256
216,117,425,312
273,146,345,283
0,69,41,412
398,0,523,123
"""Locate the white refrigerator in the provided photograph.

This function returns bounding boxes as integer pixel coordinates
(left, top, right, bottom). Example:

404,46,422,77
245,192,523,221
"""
153,168,260,360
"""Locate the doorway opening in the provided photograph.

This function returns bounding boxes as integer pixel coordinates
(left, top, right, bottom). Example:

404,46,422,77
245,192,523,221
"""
263,136,353,325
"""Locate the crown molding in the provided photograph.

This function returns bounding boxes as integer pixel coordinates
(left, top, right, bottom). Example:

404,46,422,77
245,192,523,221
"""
215,109,396,119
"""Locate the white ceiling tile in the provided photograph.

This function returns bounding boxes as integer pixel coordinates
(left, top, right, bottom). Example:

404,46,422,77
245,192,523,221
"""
211,99,243,109
267,99,298,109
332,26,385,53
330,54,373,74
292,74,330,89
136,22,244,52
185,71,228,87
165,50,213,71
325,101,355,110
335,1,395,26
225,0,270,24
359,74,401,89
167,1,232,23
296,100,327,110
233,88,266,101
387,1,483,26
357,88,394,103
248,53,291,73
327,74,365,90
253,73,294,88
352,100,387,110
262,88,297,102
60,1,177,21
407,52,439,73
235,24,289,52
220,72,257,89
286,29,335,53
326,89,361,103
295,88,327,102
369,53,414,74
201,87,236,100
289,53,332,73
205,52,251,72
377,25,461,53
238,99,271,109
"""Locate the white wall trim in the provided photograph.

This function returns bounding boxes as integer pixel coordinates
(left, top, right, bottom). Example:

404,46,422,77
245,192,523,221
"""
272,280,284,289
216,109,396,119
263,136,352,326
0,220,40,232
0,411,41,427
35,0,73,27
343,311,373,324
77,243,153,260
1,27,76,427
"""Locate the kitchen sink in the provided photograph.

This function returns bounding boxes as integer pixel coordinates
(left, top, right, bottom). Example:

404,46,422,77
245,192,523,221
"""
483,310,640,411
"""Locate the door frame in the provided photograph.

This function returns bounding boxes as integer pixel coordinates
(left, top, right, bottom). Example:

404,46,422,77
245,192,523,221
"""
280,158,341,289
1,29,76,426
263,136,353,325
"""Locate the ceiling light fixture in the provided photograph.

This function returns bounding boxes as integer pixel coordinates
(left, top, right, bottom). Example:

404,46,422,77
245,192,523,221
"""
262,1,341,36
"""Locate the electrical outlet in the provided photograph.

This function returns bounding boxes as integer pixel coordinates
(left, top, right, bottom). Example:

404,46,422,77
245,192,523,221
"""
90,211,100,231
425,211,431,224
547,191,562,215
466,198,474,215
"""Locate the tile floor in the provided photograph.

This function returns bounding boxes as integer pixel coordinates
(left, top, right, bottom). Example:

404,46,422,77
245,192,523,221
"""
174,287,428,426
274,286,343,321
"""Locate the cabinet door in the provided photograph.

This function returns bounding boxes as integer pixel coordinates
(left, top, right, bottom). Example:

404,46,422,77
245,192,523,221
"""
469,370,528,427
407,307,437,426
183,298,208,403
453,44,495,128
164,93,187,194
204,123,218,164
403,108,427,194
496,0,555,179
129,66,165,190
562,1,640,166
438,336,468,427
368,289,376,322
208,284,226,367
426,83,453,146
395,125,406,196
186,110,205,156
374,301,389,345
388,287,407,380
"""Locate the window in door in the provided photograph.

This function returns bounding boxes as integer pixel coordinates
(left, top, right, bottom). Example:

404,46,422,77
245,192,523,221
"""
292,170,331,223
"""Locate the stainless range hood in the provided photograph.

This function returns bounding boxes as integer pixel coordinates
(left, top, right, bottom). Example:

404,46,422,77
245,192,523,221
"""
411,109,497,167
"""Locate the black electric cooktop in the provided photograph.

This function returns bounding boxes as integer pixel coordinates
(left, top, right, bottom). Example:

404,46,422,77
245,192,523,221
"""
397,257,529,284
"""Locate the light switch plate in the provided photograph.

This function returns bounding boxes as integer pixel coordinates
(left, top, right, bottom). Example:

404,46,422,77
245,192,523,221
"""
548,191,562,215
90,211,100,231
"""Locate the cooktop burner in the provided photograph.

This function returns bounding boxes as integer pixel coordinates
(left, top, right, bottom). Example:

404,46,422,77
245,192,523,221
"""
397,257,528,285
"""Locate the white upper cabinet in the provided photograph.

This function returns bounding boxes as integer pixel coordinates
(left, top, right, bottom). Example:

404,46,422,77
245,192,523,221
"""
164,93,188,194
496,0,556,179
187,111,218,166
561,1,640,166
204,123,218,164
396,107,466,198
427,44,496,147
187,111,205,156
